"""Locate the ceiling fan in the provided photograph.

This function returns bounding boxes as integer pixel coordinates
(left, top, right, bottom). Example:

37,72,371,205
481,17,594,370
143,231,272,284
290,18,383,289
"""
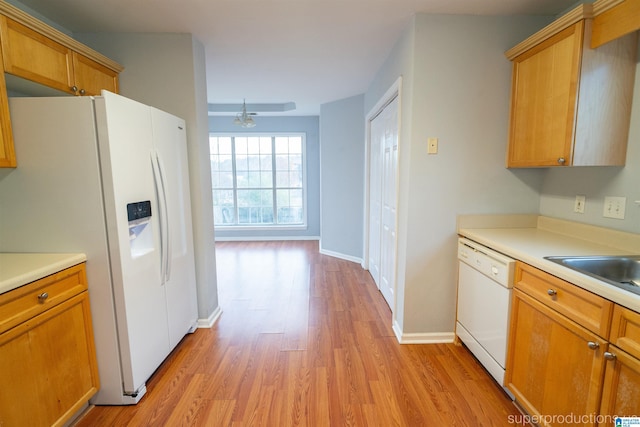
233,99,257,128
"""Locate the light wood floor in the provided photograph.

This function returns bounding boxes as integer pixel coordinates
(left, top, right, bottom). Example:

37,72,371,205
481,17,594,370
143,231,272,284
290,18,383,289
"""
76,240,520,426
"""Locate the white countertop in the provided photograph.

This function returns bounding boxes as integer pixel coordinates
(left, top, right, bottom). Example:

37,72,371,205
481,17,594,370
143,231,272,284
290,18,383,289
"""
458,218,640,313
0,253,87,294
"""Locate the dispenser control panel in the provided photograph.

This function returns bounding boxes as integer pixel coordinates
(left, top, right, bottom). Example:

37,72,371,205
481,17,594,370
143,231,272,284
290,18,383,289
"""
127,201,152,222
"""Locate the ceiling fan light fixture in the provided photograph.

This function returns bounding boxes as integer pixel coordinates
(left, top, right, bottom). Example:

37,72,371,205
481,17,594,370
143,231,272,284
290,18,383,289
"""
234,99,256,128
243,116,256,128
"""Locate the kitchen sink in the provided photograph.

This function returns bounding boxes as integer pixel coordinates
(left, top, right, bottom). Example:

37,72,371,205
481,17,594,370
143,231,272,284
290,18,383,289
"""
544,255,640,296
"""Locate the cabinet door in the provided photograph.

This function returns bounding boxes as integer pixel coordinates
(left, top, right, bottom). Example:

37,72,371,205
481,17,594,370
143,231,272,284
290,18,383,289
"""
0,16,74,94
0,292,99,427
0,39,15,167
507,22,584,168
609,304,640,360
599,346,640,424
72,52,119,95
505,289,606,426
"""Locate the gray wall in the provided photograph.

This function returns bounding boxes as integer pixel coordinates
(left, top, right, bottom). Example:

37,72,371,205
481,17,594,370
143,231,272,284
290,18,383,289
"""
364,14,551,337
319,94,365,261
208,115,321,240
76,33,220,322
539,42,640,233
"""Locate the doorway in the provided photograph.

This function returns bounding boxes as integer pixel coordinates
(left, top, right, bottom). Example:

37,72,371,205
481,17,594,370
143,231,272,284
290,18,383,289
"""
366,80,400,311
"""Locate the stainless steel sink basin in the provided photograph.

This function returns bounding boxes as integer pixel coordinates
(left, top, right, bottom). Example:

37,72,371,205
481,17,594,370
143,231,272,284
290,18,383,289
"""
544,255,640,296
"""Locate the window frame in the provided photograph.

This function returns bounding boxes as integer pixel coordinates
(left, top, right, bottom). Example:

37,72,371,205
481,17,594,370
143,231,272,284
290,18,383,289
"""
210,132,308,231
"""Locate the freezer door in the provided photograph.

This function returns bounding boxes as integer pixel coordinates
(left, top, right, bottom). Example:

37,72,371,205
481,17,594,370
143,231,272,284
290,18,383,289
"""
150,107,198,348
95,92,171,394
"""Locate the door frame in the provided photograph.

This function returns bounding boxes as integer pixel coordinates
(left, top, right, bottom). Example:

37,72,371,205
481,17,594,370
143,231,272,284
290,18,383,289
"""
362,77,402,314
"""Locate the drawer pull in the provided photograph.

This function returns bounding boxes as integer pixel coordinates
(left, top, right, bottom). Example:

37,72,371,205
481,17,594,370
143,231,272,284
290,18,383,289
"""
37,292,49,303
604,352,616,361
547,289,557,296
587,341,599,350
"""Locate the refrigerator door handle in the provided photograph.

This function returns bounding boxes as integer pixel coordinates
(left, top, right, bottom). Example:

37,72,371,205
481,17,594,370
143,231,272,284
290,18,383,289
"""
155,152,171,282
150,151,170,284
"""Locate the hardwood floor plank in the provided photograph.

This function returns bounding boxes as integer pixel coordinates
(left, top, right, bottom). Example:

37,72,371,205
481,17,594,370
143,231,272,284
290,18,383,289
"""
75,241,519,426
281,264,310,351
309,366,331,427
367,380,408,426
194,399,236,427
227,334,283,422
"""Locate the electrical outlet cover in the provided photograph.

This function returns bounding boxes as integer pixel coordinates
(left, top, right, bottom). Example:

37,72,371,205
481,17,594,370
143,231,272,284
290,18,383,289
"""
574,195,586,213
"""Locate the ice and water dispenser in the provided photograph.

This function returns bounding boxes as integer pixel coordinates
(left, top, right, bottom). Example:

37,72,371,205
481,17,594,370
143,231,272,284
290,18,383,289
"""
127,201,154,257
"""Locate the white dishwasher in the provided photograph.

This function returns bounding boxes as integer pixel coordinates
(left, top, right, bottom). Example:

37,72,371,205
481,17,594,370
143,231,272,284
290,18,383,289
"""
456,237,515,389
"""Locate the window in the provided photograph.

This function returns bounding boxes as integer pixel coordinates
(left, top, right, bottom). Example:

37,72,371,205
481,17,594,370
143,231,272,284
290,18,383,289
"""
210,134,306,228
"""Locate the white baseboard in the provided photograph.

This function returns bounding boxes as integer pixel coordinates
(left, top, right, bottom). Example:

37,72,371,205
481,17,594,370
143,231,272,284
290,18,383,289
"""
392,320,455,344
197,305,222,328
318,247,363,264
215,235,320,242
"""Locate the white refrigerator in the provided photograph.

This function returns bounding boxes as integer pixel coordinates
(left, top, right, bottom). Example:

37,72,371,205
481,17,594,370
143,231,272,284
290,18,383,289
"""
0,91,199,404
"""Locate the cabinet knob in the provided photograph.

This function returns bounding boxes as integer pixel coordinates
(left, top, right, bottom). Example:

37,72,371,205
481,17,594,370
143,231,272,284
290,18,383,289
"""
71,86,78,93
547,289,557,296
79,88,86,95
557,157,566,165
587,341,599,350
604,352,616,361
37,292,49,303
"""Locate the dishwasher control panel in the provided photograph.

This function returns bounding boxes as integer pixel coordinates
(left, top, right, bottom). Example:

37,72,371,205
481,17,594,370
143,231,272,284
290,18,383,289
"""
458,238,515,288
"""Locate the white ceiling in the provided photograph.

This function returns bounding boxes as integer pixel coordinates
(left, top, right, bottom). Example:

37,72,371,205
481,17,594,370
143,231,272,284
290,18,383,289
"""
14,0,580,115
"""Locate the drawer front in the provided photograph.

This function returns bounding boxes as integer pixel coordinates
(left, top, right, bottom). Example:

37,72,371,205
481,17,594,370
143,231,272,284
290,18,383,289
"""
515,262,613,337
610,305,640,360
0,263,87,334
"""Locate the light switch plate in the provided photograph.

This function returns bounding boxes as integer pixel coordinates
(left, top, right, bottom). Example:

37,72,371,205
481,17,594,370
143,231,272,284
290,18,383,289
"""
603,196,626,219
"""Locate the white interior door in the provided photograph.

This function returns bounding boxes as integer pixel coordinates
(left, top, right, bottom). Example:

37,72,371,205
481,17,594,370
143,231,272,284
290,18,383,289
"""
368,115,383,287
368,96,399,309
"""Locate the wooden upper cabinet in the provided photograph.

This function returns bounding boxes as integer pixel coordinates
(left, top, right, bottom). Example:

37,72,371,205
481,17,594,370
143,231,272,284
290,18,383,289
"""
0,16,119,96
506,13,638,168
0,40,15,168
592,0,640,48
0,16,74,93
0,2,123,168
507,22,583,168
72,52,119,95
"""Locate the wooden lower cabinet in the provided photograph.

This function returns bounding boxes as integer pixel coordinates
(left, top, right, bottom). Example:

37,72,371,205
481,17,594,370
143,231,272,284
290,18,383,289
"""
506,263,640,426
599,305,640,424
0,264,99,427
599,345,640,425
505,288,607,427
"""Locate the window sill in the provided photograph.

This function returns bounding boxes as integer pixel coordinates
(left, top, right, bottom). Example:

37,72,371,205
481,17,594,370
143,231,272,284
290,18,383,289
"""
214,225,308,232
